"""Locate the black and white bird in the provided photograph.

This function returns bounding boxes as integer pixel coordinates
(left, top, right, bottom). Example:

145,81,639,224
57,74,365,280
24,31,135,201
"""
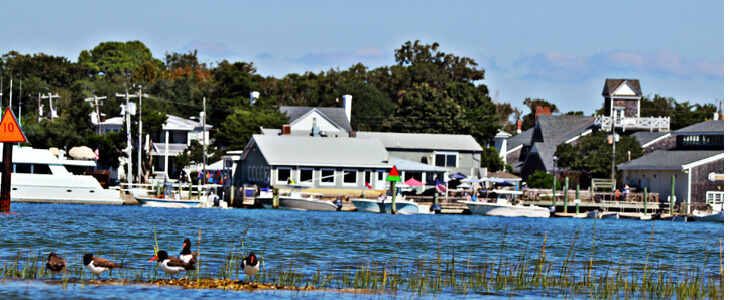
46,252,66,278
240,252,260,281
83,253,122,279
150,250,196,279
178,238,197,265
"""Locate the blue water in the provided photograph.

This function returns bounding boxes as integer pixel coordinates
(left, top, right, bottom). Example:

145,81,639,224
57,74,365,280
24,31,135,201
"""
0,203,723,299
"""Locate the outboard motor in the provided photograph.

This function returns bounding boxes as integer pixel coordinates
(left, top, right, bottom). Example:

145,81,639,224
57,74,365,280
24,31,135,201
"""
430,203,441,214
333,198,343,211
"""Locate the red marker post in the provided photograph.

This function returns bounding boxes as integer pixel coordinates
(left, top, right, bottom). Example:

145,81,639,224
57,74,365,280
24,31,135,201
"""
0,108,27,212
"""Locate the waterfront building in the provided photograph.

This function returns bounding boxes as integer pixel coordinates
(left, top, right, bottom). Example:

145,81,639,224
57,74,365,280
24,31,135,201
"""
234,135,392,189
618,119,724,210
353,131,484,179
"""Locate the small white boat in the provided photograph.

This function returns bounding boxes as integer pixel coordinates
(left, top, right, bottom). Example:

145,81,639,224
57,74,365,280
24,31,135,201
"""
693,210,724,222
135,185,223,208
278,192,338,211
601,212,619,219
381,197,433,215
585,210,601,219
460,190,550,218
351,198,384,213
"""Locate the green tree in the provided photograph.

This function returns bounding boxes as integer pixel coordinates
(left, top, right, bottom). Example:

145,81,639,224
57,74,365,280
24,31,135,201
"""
386,82,466,134
481,146,505,172
215,107,288,150
78,41,160,78
527,170,561,189
554,131,643,179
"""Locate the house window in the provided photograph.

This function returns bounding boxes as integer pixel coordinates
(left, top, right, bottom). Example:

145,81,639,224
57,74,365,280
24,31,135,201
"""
434,152,458,167
277,168,291,183
299,169,313,184
343,169,357,186
321,169,335,185
364,170,372,185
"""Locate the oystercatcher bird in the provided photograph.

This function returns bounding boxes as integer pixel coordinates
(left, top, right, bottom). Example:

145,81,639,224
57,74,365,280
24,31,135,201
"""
240,252,260,282
150,250,196,279
83,253,122,279
45,252,66,278
178,238,197,265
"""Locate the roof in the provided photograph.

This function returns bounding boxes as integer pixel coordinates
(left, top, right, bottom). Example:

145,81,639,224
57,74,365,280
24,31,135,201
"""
390,157,448,172
507,128,534,150
602,79,642,97
356,131,482,152
631,131,671,147
486,171,521,180
246,135,391,168
617,150,723,170
280,106,352,132
532,142,558,172
533,115,595,144
673,120,724,135
163,114,212,131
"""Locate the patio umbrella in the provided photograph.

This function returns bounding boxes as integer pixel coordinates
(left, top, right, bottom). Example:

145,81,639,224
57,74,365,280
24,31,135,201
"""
495,181,515,186
68,146,96,160
456,182,473,188
404,178,425,187
485,177,504,183
448,172,467,179
462,177,482,183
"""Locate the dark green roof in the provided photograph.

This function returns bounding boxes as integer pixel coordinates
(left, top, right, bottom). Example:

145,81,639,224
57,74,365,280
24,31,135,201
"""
618,150,723,170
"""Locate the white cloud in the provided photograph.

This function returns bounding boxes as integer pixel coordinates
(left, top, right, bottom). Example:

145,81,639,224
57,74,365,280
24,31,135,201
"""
517,50,723,81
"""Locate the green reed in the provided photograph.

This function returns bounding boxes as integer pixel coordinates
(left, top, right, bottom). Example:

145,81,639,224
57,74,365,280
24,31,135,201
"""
0,220,723,299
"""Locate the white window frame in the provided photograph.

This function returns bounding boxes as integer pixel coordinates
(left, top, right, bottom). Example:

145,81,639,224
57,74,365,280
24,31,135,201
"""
342,169,358,186
434,151,459,168
320,169,336,186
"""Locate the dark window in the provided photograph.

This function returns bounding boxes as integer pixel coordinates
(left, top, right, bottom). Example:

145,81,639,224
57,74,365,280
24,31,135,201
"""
364,171,371,184
343,170,357,184
300,169,313,183
14,163,31,174
33,164,51,174
278,169,290,182
321,169,335,183
435,153,457,167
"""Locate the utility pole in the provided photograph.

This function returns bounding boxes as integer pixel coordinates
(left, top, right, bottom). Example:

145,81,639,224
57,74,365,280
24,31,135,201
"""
116,90,135,188
40,92,60,122
84,95,107,135
36,93,42,123
202,97,207,184
133,85,150,184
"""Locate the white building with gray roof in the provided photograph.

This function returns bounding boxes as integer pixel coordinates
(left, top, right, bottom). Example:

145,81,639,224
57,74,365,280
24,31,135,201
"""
235,135,393,190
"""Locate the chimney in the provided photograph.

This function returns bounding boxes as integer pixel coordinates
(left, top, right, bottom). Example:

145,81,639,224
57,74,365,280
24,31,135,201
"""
342,94,352,122
713,112,719,120
282,125,291,135
516,120,522,134
535,106,552,123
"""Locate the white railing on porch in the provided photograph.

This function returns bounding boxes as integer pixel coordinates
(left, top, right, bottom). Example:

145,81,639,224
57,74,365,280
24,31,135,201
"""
594,116,670,132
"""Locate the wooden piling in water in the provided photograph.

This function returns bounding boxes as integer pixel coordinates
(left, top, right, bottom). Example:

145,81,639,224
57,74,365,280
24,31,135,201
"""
563,177,569,212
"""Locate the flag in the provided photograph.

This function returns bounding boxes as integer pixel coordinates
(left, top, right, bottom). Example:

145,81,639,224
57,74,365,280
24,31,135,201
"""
437,183,447,193
287,177,296,185
365,182,372,189
94,146,99,161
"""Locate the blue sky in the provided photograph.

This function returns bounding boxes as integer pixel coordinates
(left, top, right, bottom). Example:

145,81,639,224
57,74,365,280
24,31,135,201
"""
1,0,724,115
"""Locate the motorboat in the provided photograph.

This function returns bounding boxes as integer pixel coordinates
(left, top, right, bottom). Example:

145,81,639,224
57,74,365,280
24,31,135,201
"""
693,209,724,222
135,184,223,208
381,196,433,215
350,198,384,213
584,210,619,219
460,190,550,218
257,188,338,211
4,146,123,205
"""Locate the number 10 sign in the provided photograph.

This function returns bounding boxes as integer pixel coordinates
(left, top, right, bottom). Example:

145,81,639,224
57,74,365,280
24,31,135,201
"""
0,107,27,143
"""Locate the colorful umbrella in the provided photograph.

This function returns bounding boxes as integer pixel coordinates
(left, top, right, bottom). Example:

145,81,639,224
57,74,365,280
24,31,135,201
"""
404,178,425,186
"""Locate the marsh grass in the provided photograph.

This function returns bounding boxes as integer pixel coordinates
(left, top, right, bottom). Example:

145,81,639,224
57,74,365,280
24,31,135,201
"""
0,220,723,298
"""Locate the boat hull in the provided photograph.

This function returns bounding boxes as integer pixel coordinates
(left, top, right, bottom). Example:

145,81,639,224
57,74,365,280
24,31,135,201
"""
279,197,338,211
9,174,123,205
382,200,433,215
693,211,724,222
135,197,207,208
462,201,550,218
351,198,384,213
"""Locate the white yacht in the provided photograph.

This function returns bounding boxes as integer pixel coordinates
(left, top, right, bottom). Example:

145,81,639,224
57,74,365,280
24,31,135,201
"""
2,146,123,205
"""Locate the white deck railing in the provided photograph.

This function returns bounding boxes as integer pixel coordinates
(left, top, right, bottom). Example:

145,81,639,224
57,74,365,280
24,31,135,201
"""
594,116,670,132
